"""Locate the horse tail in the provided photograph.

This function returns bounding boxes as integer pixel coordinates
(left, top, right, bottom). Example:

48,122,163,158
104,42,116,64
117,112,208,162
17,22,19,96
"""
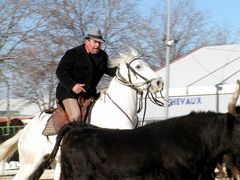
29,123,74,180
0,129,22,162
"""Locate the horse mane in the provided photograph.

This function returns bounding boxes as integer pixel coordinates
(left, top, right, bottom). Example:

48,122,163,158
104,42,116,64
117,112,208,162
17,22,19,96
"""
108,47,140,68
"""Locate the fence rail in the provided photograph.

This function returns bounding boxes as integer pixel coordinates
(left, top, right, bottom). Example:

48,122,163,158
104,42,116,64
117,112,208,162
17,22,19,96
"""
0,126,24,135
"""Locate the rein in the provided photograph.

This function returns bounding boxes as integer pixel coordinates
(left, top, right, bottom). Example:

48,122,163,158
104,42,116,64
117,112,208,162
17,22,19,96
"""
107,57,165,128
105,92,138,128
115,58,154,92
140,88,165,126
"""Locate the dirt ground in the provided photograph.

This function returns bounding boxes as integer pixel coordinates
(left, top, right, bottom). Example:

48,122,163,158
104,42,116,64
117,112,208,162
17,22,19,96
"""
1,169,239,180
0,169,54,180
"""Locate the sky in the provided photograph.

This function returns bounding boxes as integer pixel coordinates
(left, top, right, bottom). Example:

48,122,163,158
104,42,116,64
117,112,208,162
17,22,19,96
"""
195,0,240,32
140,0,240,34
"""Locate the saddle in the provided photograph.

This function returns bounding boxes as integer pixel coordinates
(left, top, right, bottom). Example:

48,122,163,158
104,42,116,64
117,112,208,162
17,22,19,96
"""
42,97,94,136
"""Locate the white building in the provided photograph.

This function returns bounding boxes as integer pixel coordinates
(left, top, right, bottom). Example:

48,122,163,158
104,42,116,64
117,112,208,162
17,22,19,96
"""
139,44,240,122
0,98,40,117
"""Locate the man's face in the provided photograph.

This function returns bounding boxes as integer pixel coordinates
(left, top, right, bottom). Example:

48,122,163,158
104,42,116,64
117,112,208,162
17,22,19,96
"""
85,39,101,54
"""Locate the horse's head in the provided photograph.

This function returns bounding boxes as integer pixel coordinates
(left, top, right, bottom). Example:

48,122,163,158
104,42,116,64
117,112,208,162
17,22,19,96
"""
109,47,164,94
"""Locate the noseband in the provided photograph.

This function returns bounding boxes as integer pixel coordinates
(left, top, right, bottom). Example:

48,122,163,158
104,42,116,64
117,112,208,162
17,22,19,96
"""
115,58,155,93
112,57,165,127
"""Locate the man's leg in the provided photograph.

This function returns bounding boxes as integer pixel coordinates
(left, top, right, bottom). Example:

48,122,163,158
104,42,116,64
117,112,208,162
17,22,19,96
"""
62,98,81,121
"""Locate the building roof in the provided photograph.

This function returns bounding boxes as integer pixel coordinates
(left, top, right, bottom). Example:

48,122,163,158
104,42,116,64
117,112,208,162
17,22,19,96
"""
157,44,240,96
0,99,39,116
0,116,32,123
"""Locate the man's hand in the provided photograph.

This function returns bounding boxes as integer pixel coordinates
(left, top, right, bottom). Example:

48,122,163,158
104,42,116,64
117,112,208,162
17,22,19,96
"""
72,84,86,94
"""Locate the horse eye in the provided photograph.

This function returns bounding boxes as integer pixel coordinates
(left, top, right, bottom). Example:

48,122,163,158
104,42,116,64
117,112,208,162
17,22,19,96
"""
135,64,141,69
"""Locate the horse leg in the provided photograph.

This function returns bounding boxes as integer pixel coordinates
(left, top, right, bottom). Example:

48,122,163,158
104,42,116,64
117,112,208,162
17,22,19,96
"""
15,119,55,180
53,150,61,180
13,143,48,180
14,147,54,180
13,162,43,180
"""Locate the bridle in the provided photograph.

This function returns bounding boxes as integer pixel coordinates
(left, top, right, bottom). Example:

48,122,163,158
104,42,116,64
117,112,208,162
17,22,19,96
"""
107,57,165,128
115,58,155,92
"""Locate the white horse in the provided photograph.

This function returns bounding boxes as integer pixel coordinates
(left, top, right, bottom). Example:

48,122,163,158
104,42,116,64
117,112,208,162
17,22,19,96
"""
0,47,164,180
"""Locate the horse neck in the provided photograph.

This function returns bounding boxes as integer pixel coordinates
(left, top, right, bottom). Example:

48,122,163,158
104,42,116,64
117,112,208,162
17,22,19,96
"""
106,77,139,114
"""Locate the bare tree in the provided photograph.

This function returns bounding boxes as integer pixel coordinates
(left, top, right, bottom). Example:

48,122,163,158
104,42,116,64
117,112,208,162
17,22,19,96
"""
1,0,238,113
10,38,61,111
0,0,46,113
6,0,143,110
32,0,142,57
132,0,236,67
0,0,46,61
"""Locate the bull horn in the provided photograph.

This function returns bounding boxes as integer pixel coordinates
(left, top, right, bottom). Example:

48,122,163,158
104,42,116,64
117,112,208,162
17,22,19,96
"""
228,80,240,115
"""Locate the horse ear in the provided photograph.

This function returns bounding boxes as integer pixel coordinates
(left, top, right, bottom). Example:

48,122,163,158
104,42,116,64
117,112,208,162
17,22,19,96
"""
128,46,139,57
119,46,139,61
119,52,129,60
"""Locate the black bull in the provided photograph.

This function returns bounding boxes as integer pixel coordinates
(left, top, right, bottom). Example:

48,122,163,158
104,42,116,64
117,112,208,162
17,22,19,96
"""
29,111,240,180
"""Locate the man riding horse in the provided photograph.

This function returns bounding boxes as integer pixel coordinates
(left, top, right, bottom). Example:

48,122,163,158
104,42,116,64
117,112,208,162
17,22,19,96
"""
0,45,164,180
55,29,117,126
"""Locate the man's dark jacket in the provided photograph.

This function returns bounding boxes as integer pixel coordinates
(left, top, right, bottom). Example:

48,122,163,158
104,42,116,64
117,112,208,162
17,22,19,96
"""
56,44,116,100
